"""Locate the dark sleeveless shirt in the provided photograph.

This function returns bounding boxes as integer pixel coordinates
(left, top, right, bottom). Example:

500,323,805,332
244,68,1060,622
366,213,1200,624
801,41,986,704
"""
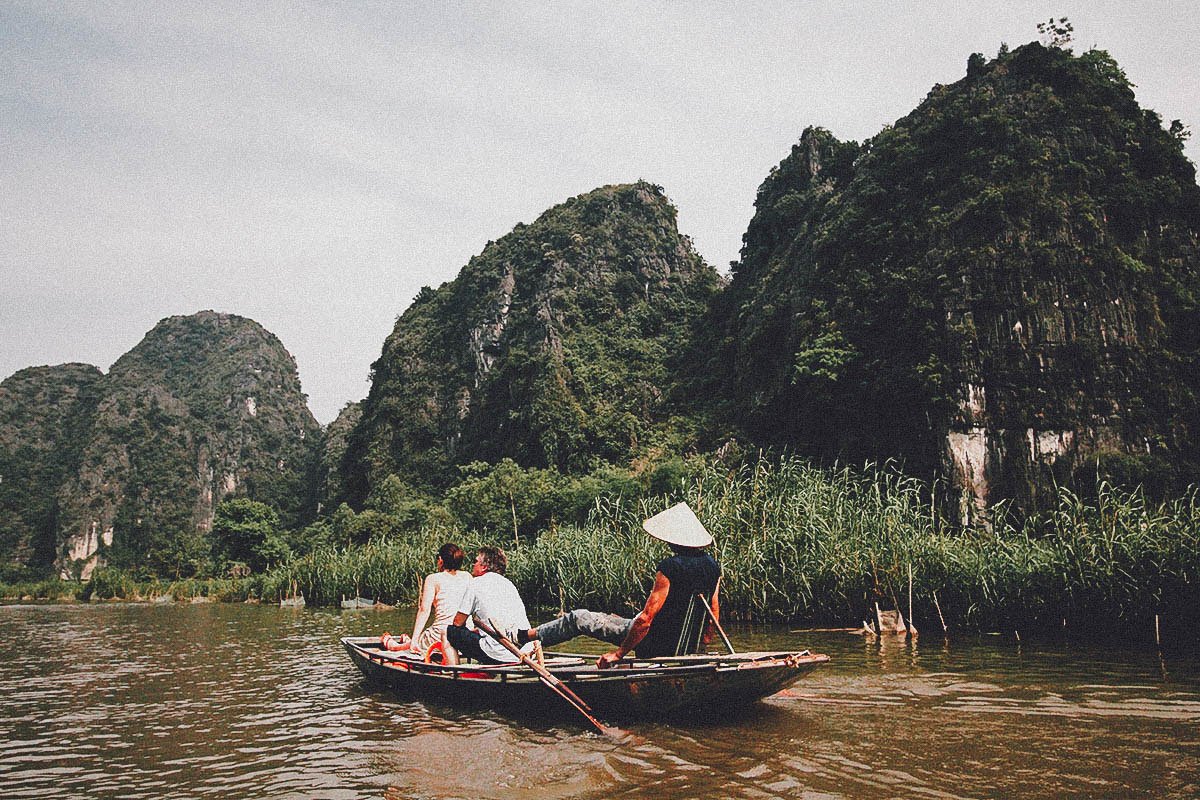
635,550,721,658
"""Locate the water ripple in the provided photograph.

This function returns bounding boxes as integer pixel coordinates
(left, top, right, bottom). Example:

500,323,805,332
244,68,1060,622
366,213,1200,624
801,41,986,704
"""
2,605,1199,799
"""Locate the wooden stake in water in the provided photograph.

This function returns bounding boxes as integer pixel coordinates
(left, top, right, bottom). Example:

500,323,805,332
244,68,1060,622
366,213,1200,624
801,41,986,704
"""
907,563,914,635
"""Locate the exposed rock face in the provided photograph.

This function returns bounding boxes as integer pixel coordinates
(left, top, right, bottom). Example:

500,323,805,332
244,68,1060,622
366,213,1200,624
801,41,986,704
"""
52,312,321,577
0,364,102,574
343,182,721,500
706,43,1200,521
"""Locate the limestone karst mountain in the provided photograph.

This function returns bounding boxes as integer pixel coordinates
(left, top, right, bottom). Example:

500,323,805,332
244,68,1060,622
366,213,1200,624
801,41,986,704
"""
341,181,722,502
0,364,102,577
6,40,1200,571
698,41,1200,520
0,312,322,578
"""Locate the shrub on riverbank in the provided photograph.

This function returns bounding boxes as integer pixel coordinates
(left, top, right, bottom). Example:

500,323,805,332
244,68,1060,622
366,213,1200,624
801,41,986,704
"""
0,577,81,602
68,569,259,602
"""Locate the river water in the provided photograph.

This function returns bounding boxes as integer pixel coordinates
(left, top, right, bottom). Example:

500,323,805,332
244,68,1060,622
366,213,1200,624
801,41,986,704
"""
1,602,1197,799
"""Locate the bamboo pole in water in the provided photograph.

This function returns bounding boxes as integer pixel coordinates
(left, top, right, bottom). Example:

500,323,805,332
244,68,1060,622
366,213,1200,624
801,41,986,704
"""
932,591,947,632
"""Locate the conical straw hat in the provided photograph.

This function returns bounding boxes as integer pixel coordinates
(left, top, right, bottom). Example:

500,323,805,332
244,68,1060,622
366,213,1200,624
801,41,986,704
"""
642,502,713,548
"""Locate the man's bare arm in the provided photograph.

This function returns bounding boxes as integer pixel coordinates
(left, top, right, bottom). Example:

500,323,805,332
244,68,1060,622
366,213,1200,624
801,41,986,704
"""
597,571,671,668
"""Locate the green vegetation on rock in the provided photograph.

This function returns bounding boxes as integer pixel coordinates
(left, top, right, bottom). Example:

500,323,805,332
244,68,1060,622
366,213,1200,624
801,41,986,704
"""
342,181,721,502
72,312,323,577
4,35,1200,638
698,42,1200,515
1,312,323,580
0,364,102,578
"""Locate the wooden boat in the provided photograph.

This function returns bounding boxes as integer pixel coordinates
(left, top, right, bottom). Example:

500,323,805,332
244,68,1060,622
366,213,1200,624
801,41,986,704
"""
341,636,829,720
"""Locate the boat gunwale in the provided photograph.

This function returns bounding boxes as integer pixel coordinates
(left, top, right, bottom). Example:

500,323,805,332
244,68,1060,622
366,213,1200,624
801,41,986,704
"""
341,636,829,684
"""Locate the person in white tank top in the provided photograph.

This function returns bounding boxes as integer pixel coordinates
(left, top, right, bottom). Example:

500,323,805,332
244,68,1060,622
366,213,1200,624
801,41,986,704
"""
407,543,471,655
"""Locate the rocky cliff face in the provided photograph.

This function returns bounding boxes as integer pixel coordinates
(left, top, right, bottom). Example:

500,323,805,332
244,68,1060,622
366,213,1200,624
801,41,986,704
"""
48,312,321,577
343,182,722,500
0,364,103,575
705,42,1200,521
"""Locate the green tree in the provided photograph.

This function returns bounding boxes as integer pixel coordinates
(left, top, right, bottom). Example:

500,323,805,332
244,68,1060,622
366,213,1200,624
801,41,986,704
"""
210,499,286,573
1037,17,1073,49
365,474,421,514
445,459,565,544
364,473,448,528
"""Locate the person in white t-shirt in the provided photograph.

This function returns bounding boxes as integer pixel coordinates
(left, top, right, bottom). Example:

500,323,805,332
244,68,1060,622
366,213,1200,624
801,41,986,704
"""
444,546,534,665
405,542,471,656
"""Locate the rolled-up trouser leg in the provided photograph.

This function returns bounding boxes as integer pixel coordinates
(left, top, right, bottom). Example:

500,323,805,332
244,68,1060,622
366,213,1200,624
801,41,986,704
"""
535,609,633,648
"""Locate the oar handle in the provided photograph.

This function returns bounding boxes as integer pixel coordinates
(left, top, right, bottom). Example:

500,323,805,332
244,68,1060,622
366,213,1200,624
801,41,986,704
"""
475,618,610,735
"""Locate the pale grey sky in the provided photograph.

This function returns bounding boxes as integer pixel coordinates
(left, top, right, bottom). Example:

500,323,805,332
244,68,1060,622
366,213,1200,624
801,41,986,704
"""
3,1,1197,424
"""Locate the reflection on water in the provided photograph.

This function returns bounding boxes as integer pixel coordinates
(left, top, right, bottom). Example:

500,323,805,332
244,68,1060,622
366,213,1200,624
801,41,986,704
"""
0,603,1197,799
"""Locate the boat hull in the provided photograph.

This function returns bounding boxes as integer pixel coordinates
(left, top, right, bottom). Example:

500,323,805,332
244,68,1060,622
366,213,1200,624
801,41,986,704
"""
341,636,828,721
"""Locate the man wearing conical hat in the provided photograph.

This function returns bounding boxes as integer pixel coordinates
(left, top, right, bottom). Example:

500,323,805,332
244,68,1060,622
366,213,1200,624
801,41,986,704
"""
517,502,721,668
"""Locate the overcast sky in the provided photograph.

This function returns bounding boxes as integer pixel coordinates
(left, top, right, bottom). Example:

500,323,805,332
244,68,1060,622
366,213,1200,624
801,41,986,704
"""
3,2,1197,424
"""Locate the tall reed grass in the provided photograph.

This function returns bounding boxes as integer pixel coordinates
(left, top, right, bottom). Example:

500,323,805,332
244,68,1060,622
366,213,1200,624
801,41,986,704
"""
17,456,1190,636
261,526,456,606
256,457,1200,635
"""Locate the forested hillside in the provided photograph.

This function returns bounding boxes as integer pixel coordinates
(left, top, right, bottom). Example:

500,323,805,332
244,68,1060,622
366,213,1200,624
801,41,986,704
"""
342,181,722,502
1,312,322,579
698,42,1200,520
4,38,1200,587
318,401,361,512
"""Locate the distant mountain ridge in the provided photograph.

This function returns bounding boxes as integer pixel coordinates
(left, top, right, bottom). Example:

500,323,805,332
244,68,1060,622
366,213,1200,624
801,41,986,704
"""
4,39,1200,579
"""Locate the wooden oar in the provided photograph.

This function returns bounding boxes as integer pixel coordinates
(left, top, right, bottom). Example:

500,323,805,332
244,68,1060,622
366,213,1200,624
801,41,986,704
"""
696,593,736,654
475,618,612,736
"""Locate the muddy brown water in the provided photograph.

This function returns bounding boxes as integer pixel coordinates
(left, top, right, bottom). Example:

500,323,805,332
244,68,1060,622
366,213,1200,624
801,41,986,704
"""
1,602,1197,799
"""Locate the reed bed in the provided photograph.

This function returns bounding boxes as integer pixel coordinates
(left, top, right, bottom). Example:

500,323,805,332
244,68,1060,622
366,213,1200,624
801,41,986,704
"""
0,577,82,602
263,526,457,607
63,570,260,602
257,457,1200,636
513,497,663,614
676,460,1200,631
11,456,1195,637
